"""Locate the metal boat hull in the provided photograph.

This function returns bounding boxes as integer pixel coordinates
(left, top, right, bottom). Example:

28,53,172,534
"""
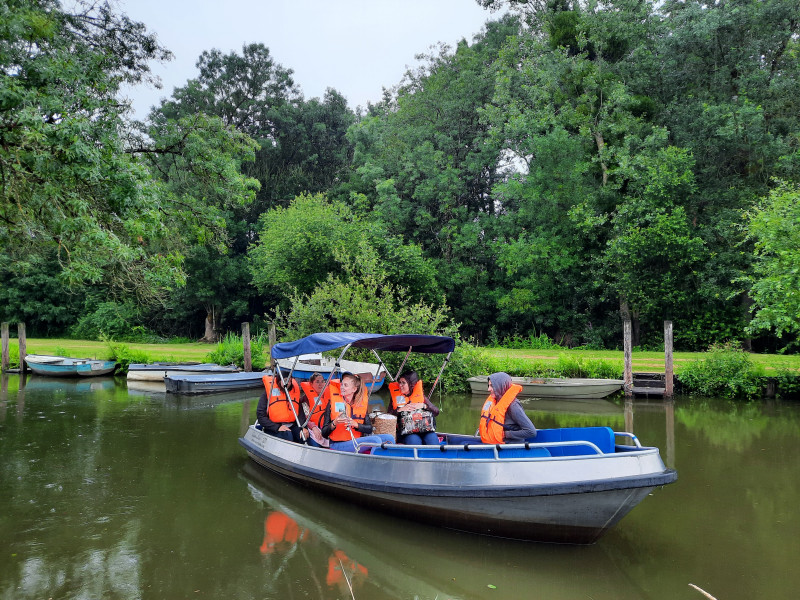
239,426,676,544
468,376,623,399
164,371,267,394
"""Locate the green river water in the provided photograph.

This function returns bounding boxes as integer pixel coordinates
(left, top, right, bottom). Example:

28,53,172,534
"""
1,374,798,600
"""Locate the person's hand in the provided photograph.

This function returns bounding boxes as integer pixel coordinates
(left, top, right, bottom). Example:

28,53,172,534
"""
408,403,424,410
278,424,291,432
301,428,308,440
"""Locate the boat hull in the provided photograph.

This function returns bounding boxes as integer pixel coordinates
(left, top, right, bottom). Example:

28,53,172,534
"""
468,376,623,399
239,426,676,544
25,356,116,377
276,358,386,392
164,371,267,394
127,363,239,382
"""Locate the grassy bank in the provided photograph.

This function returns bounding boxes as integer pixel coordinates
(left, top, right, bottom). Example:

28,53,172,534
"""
482,348,800,375
13,338,800,375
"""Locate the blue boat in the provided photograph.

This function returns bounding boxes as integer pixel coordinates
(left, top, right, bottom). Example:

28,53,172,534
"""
240,332,677,544
24,355,117,377
164,371,268,394
276,355,387,392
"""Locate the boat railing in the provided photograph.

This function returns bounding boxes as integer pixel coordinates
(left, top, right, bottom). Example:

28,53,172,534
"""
363,439,607,459
613,432,642,447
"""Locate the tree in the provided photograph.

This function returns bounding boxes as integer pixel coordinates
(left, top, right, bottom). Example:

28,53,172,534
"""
0,0,180,298
248,193,440,314
743,181,800,340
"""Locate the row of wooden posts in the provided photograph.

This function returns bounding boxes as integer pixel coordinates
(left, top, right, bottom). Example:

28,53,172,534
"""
4,319,673,396
623,319,674,398
1,322,27,373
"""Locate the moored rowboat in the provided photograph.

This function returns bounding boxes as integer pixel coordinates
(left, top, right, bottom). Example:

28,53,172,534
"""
467,376,623,399
127,362,239,382
24,355,117,377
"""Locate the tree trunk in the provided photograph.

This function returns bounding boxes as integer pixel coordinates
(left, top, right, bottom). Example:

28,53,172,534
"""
200,307,218,343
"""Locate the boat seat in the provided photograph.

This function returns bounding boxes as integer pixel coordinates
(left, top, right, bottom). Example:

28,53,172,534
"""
527,427,615,456
371,445,550,459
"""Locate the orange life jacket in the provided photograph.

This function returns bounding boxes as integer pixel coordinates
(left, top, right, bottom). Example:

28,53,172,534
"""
479,383,523,444
262,375,301,424
387,380,425,410
259,511,301,555
328,382,367,441
327,549,368,586
300,380,331,426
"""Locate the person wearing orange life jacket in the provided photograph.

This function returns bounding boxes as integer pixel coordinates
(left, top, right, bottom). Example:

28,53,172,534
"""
256,374,308,443
320,372,394,452
299,372,329,448
386,370,440,445
478,372,537,444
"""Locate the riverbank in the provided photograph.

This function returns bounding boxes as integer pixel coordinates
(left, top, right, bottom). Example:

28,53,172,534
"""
11,338,800,375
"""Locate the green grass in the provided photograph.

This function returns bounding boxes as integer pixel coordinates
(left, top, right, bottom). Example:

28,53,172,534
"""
481,348,800,375
21,338,213,363
8,338,800,376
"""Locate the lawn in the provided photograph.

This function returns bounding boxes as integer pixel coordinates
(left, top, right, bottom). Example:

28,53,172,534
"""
10,339,800,374
482,347,800,374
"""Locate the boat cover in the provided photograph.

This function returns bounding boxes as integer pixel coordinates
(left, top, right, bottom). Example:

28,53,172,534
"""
271,332,455,358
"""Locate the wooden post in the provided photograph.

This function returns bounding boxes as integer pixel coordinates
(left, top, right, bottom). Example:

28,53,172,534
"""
623,319,633,397
664,320,674,398
241,322,252,372
18,323,26,374
1,322,9,372
268,322,277,371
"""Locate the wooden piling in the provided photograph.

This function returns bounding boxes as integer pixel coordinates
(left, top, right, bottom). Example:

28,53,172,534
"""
1,322,8,372
268,322,277,370
242,322,252,372
664,320,674,398
623,319,633,397
18,323,26,374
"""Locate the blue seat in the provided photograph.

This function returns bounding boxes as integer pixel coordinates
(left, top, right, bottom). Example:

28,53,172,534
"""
526,427,614,456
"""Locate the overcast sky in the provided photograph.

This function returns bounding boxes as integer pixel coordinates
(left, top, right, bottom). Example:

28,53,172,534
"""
119,0,503,119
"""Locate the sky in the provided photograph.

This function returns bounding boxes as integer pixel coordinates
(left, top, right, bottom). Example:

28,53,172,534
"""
119,0,504,119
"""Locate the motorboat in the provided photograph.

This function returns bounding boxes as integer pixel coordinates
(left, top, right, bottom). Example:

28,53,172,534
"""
239,332,676,544
24,354,117,377
468,375,623,399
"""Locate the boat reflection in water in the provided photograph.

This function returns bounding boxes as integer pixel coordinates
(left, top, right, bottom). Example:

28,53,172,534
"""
23,376,117,394
241,462,650,600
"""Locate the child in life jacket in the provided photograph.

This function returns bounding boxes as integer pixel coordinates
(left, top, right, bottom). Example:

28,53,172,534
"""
478,372,537,444
386,370,440,445
319,372,394,452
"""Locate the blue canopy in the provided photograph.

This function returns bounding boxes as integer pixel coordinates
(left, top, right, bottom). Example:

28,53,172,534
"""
271,332,456,359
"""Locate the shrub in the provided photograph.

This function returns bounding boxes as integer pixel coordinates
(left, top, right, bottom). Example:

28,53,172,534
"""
677,342,765,399
206,332,266,370
105,340,152,373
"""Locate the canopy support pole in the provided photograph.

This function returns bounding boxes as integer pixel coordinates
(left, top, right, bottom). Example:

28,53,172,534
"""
425,351,452,410
393,347,413,381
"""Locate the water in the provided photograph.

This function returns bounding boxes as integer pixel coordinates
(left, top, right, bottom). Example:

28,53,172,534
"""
1,374,798,599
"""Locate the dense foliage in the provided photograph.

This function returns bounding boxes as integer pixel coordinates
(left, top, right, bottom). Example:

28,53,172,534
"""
2,0,799,356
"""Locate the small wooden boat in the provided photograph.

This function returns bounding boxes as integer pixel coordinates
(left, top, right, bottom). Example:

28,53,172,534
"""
24,355,117,377
164,371,268,394
239,332,676,544
276,354,387,392
467,376,623,399
127,362,239,382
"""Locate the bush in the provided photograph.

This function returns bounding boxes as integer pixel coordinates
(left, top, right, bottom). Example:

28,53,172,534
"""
206,332,266,370
677,343,765,399
105,340,152,373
